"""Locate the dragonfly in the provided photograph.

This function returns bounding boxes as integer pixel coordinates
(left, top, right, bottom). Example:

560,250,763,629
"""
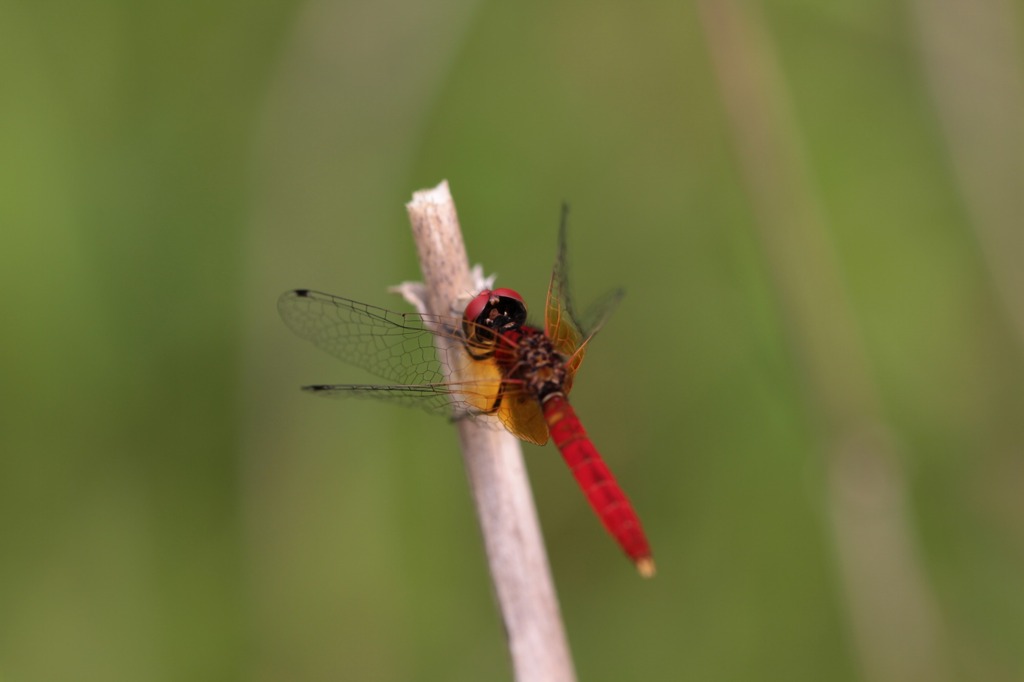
278,213,654,577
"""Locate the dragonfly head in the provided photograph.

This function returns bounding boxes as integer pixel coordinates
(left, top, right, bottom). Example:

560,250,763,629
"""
463,288,527,342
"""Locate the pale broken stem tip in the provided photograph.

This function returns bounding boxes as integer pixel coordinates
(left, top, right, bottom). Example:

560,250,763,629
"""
636,557,656,579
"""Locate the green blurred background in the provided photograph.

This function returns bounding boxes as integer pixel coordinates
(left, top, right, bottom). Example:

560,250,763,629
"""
2,1,1023,680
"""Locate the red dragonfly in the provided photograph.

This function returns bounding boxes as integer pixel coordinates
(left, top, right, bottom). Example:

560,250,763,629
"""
278,217,654,577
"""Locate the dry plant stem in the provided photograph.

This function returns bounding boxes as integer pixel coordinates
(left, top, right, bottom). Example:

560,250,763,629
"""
404,181,577,682
698,3,950,682
910,0,1024,350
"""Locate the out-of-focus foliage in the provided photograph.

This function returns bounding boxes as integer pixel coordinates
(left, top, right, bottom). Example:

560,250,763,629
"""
1,1,1022,680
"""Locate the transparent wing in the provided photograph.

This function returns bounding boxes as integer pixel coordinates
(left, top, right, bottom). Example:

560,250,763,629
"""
302,382,491,418
543,207,624,390
278,289,550,443
544,204,585,359
278,289,460,386
576,287,625,339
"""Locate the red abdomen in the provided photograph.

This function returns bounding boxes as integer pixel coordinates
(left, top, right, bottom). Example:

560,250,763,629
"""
542,393,654,576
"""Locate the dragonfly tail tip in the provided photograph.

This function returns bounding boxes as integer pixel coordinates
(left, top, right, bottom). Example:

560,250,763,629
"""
635,557,656,578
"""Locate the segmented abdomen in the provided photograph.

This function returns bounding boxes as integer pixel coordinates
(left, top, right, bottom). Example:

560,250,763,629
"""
542,393,654,575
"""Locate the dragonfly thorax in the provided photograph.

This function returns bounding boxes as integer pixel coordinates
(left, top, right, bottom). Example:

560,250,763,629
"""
498,326,569,401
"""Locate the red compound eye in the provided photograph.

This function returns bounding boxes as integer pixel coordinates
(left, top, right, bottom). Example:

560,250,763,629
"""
463,288,525,324
462,288,527,339
491,287,524,305
463,289,494,327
